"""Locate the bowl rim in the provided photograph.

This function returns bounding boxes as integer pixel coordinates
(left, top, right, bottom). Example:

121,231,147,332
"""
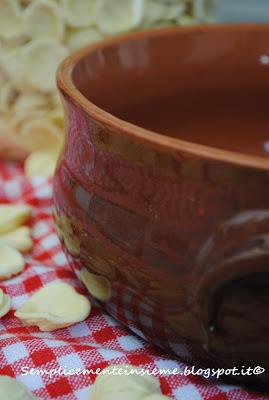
57,23,269,171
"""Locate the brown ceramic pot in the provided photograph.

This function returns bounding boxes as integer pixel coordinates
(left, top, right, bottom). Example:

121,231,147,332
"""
54,25,269,388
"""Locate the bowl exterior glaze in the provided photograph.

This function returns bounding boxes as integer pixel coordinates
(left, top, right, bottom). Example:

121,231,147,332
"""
54,26,269,387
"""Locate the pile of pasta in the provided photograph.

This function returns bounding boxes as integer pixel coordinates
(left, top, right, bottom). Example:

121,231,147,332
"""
0,0,215,177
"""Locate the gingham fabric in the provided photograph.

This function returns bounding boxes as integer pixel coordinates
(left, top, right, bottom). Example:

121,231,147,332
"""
0,160,268,400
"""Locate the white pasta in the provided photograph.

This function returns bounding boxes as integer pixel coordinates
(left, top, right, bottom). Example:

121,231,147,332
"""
7,110,47,142
0,376,40,399
0,289,11,318
48,108,64,129
23,0,65,41
0,204,32,234
1,48,30,92
66,28,104,51
19,117,63,152
0,83,16,113
0,35,27,50
21,38,68,92
142,0,165,26
60,0,97,28
0,226,33,252
49,91,62,108
0,0,23,40
24,150,58,178
15,282,91,331
162,1,185,20
95,0,144,34
91,365,162,400
0,0,214,168
0,244,25,280
13,93,49,112
80,268,112,302
192,0,216,21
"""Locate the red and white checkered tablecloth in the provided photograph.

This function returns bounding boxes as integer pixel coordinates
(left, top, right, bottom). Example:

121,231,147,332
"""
0,160,268,400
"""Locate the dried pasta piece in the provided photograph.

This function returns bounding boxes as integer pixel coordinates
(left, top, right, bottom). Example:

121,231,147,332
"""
1,48,30,92
177,15,196,25
0,35,27,50
49,90,62,108
66,28,104,51
8,109,47,136
0,288,11,318
95,0,144,34
80,268,112,302
142,0,184,26
162,1,185,20
63,231,80,257
60,0,97,28
19,117,63,152
21,38,68,92
23,0,65,41
59,213,81,256
24,150,58,178
192,0,216,21
0,226,33,252
0,244,25,280
0,0,22,40
1,48,21,89
15,282,91,331
91,365,161,400
0,376,40,399
0,68,4,88
0,83,17,112
48,108,64,130
13,93,49,112
142,0,164,26
0,204,32,234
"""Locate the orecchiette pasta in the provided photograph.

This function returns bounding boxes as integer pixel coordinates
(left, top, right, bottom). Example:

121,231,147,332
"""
1,48,30,92
0,243,25,280
60,0,97,28
13,93,49,112
49,91,62,108
66,28,104,51
162,1,186,20
0,0,23,40
91,365,164,400
19,117,63,152
23,0,65,41
142,0,165,26
0,0,215,171
0,226,33,252
0,289,11,318
0,204,32,234
0,376,40,399
95,0,144,34
0,83,17,113
24,149,58,178
15,282,92,331
0,35,27,50
48,108,64,130
21,38,68,92
80,268,112,302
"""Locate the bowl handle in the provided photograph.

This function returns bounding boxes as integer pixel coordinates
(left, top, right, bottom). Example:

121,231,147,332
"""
193,210,269,341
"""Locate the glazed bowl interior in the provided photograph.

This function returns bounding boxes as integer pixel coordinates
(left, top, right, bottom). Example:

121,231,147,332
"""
70,25,269,161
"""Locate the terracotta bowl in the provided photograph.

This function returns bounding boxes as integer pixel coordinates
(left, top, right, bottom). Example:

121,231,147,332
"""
54,25,269,387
